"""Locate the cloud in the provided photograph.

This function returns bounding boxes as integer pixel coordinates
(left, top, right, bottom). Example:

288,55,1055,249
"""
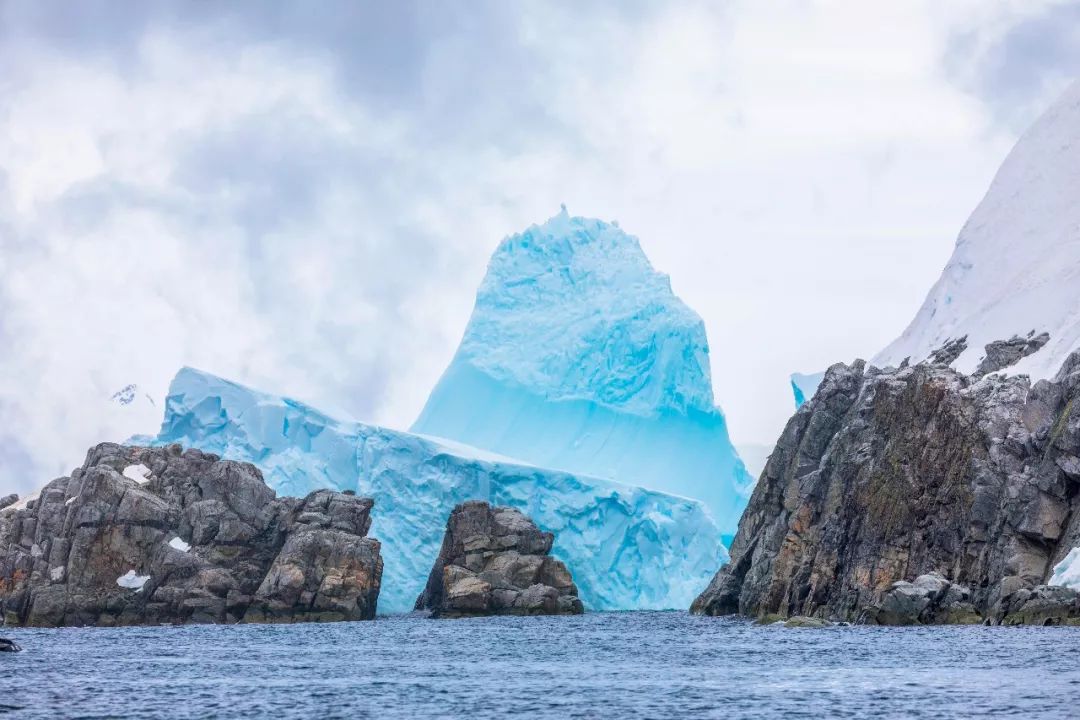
0,1,1073,496
943,0,1080,131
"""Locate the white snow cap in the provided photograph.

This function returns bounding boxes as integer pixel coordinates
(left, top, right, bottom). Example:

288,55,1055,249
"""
122,464,152,485
875,80,1080,379
116,570,150,591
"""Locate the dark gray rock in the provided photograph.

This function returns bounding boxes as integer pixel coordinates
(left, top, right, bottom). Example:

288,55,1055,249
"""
0,495,16,511
416,501,584,618
928,336,968,366
991,585,1080,626
862,574,981,625
0,443,382,627
692,350,1080,626
0,638,20,652
975,332,1051,377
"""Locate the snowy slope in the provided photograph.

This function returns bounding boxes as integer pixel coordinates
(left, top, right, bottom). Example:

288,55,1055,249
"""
875,81,1080,378
412,209,753,532
142,367,727,613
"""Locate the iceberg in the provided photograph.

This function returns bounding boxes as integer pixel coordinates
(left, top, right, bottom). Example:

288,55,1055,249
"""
790,372,824,409
412,209,753,533
1050,547,1080,591
144,367,727,613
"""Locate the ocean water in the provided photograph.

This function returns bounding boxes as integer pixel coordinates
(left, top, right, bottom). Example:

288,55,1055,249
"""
2,611,1079,718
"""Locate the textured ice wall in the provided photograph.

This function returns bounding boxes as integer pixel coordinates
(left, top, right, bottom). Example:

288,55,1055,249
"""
412,209,753,533
144,367,727,613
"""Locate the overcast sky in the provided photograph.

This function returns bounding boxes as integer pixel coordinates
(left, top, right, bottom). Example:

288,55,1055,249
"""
1,0,1077,495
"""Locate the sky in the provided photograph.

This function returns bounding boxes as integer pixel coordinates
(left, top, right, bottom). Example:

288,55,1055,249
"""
0,0,1077,495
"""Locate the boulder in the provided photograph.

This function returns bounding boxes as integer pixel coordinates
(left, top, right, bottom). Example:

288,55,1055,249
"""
0,495,16,511
992,585,1080,626
0,638,21,652
863,574,981,625
416,501,584,618
0,443,382,626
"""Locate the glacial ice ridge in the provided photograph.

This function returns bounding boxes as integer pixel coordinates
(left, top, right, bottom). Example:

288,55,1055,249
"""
140,367,728,613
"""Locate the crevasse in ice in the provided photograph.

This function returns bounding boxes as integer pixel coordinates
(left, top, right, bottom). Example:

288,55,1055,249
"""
412,209,753,533
142,367,727,613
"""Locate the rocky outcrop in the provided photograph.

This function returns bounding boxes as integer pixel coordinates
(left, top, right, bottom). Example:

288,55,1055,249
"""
0,443,382,626
0,495,17,511
692,347,1080,625
928,336,968,366
975,332,1051,377
862,573,981,625
416,501,584,618
0,638,20,652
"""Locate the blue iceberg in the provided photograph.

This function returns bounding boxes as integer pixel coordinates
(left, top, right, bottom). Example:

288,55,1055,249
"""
412,209,754,533
143,367,727,613
790,372,824,408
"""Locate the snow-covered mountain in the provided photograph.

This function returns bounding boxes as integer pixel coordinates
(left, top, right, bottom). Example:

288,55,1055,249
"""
140,367,727,613
875,81,1080,378
412,209,753,533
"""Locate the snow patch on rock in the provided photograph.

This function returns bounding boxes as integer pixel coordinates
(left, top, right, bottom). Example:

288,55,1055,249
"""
168,537,191,553
122,464,151,485
116,570,150,591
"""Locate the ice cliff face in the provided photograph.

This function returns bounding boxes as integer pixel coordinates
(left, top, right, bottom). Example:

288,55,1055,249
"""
411,209,753,532
144,367,727,613
875,81,1080,379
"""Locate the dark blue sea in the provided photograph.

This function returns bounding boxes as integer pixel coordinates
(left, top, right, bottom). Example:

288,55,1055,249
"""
2,611,1079,718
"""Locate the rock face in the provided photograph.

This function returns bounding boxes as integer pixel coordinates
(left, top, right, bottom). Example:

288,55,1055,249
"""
975,332,1051,377
692,348,1080,625
0,495,16,511
0,443,382,627
416,501,584,618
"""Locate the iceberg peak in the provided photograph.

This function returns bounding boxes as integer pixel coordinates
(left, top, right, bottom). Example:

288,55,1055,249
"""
453,210,715,417
413,213,753,533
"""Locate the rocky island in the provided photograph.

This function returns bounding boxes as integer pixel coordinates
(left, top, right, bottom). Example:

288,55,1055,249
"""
693,345,1080,626
416,501,584,617
0,443,382,626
